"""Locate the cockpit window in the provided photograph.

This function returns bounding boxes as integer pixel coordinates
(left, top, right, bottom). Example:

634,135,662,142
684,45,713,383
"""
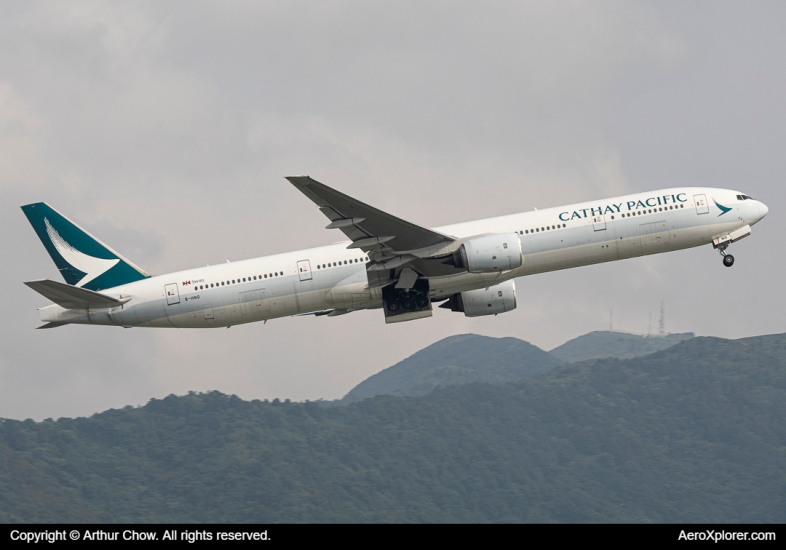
737,194,755,201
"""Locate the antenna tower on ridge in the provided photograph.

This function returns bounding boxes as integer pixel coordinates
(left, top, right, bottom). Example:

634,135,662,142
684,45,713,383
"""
659,301,666,337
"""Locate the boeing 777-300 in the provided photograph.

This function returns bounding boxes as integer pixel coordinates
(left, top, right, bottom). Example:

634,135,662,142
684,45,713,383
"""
21,177,768,328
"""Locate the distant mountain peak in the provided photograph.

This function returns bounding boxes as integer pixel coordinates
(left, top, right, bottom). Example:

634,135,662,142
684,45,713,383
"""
549,331,695,364
341,333,560,403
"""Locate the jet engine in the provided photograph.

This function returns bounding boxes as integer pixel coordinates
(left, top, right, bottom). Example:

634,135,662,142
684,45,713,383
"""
450,233,523,273
439,279,517,317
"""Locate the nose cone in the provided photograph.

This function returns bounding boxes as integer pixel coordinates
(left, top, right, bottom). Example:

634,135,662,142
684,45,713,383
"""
759,202,769,220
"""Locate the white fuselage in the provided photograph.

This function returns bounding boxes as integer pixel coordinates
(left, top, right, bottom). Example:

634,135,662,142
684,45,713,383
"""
38,187,767,328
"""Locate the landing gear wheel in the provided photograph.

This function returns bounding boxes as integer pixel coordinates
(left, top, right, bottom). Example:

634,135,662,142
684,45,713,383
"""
388,302,399,311
402,299,414,309
723,254,735,267
416,298,429,308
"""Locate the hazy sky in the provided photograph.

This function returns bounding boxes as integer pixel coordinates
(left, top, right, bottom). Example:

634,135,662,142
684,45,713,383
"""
2,1,784,420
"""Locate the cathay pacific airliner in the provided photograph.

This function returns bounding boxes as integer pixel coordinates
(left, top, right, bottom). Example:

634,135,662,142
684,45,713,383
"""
21,177,768,328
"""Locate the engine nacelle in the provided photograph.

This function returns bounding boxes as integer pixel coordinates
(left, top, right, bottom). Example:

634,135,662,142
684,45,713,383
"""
452,233,523,273
439,280,517,317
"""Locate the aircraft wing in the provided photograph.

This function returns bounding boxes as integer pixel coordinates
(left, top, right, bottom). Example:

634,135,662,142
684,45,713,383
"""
285,176,454,253
24,279,129,309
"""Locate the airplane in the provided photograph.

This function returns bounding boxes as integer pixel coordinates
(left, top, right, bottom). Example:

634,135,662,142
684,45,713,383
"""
21,177,768,329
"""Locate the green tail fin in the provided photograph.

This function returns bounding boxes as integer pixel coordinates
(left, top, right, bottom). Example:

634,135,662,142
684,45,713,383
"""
21,202,151,291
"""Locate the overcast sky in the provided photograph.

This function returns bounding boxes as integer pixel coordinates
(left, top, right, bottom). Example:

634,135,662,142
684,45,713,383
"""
2,1,784,420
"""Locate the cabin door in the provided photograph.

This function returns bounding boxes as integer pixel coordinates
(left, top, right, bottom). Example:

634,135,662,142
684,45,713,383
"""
592,214,606,231
297,260,312,281
694,194,709,215
165,283,180,305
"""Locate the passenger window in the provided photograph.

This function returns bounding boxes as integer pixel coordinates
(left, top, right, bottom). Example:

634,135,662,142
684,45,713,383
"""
264,274,267,278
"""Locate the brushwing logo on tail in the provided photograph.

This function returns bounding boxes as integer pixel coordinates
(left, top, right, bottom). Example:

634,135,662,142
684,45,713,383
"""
44,218,119,288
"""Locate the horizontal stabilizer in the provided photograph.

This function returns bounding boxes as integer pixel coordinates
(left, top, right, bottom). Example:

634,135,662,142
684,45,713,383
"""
37,322,66,329
24,279,128,309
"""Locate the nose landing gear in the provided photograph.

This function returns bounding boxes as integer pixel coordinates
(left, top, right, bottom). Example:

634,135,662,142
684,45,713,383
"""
717,243,735,267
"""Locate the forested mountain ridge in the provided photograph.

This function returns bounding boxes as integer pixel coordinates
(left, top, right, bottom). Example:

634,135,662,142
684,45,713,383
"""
1,333,785,523
341,333,561,403
340,331,693,402
548,331,694,364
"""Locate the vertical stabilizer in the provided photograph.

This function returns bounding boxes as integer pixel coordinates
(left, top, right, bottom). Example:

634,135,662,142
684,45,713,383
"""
21,202,151,291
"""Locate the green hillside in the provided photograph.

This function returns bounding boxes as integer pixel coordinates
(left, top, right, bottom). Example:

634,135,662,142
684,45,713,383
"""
1,333,785,523
549,331,694,363
341,333,561,403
